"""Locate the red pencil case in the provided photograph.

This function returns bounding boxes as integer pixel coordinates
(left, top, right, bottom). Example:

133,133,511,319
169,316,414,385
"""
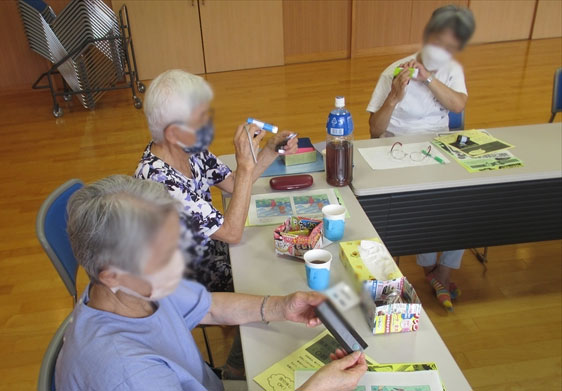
269,174,313,191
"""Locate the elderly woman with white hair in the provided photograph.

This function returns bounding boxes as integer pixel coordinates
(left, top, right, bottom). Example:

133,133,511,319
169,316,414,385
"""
367,5,475,311
135,69,298,293
55,175,367,391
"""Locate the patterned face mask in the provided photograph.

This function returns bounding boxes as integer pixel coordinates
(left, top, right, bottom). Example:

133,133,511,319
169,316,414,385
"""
176,119,215,155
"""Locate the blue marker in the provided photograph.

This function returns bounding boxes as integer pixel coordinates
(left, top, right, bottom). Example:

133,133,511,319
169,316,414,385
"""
247,118,278,133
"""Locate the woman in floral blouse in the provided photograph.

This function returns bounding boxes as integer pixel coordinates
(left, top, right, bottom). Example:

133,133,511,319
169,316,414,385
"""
135,69,298,293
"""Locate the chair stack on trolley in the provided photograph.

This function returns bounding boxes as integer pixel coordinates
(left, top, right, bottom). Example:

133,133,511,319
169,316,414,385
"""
18,0,144,118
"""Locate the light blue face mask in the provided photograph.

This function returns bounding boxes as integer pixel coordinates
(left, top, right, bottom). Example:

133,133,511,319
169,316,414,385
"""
176,119,215,154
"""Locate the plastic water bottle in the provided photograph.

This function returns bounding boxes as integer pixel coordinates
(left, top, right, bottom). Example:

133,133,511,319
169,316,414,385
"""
326,96,354,187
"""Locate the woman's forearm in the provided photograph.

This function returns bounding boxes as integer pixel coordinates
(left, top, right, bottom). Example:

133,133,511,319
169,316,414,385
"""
369,98,397,138
201,293,286,325
253,148,278,181
211,166,253,244
427,79,467,113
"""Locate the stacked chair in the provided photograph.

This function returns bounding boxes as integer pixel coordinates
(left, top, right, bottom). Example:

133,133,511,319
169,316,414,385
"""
18,0,144,118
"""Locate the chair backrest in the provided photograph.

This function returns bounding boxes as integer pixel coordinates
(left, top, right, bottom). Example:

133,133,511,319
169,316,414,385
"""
37,313,73,391
552,67,562,114
448,110,465,131
35,179,83,300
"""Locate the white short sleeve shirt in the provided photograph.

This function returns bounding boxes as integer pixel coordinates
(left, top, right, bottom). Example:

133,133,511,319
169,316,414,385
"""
366,53,467,137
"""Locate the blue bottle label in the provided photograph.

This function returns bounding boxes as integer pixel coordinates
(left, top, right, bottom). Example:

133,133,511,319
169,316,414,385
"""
327,112,354,136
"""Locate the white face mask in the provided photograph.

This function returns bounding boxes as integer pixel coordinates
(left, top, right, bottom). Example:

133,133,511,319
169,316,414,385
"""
110,249,185,301
421,44,452,71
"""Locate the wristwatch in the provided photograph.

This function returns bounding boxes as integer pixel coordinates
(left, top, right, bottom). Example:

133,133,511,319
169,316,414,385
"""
423,74,434,86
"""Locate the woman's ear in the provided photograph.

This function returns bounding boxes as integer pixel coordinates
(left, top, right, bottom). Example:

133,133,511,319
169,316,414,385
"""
164,124,195,147
98,268,120,290
163,124,181,144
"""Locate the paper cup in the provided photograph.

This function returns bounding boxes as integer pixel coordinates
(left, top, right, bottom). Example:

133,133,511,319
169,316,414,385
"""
304,249,332,291
322,204,346,242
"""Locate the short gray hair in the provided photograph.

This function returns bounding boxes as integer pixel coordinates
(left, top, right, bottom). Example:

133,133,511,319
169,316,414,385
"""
424,5,475,48
67,175,179,281
143,69,214,142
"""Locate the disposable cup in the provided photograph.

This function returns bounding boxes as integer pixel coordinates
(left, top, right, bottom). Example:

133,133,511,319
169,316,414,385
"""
304,249,332,291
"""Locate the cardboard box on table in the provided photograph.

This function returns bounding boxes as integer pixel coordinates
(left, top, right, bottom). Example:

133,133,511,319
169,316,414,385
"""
339,238,422,335
274,217,323,259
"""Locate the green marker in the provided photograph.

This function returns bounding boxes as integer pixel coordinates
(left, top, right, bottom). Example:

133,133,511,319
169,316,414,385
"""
393,67,419,78
422,150,445,164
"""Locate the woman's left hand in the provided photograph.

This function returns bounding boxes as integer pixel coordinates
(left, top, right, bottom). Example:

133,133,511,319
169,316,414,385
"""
405,59,431,81
266,130,299,155
281,291,326,327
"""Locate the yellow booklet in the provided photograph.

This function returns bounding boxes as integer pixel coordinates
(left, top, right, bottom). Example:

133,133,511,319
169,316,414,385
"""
434,129,513,157
253,330,378,391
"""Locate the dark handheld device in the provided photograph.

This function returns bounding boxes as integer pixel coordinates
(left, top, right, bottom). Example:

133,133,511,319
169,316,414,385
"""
314,300,368,354
275,133,298,153
453,135,472,148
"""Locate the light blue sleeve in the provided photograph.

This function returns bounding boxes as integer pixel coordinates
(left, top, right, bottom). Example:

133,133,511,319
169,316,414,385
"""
113,363,182,391
166,280,212,330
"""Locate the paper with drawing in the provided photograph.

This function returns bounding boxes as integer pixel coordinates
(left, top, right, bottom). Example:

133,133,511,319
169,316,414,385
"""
358,142,450,170
247,188,340,226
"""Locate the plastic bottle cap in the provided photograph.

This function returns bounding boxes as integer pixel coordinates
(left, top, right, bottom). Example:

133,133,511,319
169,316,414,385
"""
335,96,345,108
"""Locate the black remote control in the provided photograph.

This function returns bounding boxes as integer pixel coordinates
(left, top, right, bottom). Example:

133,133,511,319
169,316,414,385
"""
314,300,368,354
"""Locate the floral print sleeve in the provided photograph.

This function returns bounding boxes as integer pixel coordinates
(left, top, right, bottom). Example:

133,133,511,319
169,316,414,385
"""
134,143,233,292
200,150,232,186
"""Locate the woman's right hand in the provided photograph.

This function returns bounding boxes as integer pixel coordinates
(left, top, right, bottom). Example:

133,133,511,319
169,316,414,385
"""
298,350,367,391
387,66,410,106
234,123,265,171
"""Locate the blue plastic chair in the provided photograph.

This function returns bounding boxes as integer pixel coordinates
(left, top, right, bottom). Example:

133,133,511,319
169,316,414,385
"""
550,67,562,123
35,179,83,303
448,110,465,131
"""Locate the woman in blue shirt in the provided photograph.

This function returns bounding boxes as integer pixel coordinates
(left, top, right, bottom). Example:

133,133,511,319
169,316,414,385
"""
56,175,366,391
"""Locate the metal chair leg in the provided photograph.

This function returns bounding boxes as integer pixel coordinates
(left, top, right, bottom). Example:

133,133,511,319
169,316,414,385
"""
549,113,556,123
200,326,215,368
470,247,488,275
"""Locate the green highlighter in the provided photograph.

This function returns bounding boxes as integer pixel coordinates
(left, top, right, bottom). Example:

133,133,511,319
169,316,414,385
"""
422,149,445,164
393,67,419,78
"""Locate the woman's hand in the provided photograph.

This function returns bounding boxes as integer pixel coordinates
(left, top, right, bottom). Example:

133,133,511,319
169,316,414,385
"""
234,123,265,171
388,66,410,106
406,59,430,81
298,350,367,391
265,130,299,155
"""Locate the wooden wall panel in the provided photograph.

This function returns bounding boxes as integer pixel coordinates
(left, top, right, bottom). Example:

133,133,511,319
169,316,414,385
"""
469,0,537,44
409,0,469,43
352,0,413,56
112,1,205,80
200,0,284,73
282,0,351,64
532,0,562,39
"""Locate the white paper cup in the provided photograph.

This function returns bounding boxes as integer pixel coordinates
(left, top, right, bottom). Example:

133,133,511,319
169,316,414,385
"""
322,204,346,241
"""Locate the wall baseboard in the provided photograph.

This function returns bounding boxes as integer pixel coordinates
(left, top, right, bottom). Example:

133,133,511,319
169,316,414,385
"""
351,43,421,58
284,50,349,65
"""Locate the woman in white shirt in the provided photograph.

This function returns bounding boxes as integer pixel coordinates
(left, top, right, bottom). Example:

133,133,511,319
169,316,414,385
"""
367,5,475,311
